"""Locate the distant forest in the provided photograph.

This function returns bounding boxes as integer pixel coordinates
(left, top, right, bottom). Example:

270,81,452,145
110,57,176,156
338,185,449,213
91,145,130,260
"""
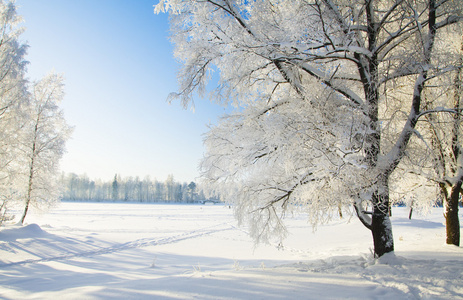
60,173,216,203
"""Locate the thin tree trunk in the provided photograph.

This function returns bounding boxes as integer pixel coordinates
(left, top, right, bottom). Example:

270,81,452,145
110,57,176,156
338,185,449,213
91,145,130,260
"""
20,157,35,225
408,200,414,220
0,201,7,226
20,123,38,225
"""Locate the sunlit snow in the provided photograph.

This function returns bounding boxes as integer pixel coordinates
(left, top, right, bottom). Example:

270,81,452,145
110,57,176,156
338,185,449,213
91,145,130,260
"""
0,203,462,299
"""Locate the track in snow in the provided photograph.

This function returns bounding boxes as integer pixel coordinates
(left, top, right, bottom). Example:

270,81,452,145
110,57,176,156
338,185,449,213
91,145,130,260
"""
0,222,234,267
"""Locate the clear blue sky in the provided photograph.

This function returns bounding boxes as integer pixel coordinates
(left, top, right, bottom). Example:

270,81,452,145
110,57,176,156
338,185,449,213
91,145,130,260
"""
17,0,227,183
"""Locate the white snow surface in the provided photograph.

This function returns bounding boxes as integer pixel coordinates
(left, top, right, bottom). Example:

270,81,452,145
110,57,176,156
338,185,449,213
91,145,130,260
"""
0,203,462,299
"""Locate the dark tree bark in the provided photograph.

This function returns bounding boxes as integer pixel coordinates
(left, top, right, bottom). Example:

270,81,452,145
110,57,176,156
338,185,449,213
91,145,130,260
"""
445,182,461,246
408,200,414,220
371,210,394,257
371,176,394,257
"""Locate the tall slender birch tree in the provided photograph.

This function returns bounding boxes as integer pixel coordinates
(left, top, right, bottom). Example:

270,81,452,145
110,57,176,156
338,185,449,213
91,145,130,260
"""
19,73,72,224
156,0,462,257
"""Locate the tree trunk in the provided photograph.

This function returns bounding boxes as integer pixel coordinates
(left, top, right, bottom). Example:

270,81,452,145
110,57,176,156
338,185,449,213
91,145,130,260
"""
355,179,395,257
20,165,34,225
408,200,414,220
371,191,394,257
445,34,463,247
445,182,461,246
20,132,37,225
19,200,30,225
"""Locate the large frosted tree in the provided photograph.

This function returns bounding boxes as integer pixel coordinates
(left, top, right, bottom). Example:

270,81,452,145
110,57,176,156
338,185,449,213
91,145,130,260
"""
156,0,462,257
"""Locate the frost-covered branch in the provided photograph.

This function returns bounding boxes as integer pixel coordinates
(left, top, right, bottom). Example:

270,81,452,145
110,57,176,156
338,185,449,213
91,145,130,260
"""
204,0,257,38
298,62,365,108
417,107,462,119
354,198,372,230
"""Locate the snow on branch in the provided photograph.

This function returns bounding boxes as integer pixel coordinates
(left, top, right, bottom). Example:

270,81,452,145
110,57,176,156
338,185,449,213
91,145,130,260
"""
321,0,350,35
417,107,462,119
204,0,257,38
434,15,463,30
326,46,373,59
354,198,372,230
299,62,365,108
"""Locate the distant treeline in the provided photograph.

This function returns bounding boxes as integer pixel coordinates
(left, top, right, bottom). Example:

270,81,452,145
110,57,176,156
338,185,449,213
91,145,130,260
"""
60,173,216,203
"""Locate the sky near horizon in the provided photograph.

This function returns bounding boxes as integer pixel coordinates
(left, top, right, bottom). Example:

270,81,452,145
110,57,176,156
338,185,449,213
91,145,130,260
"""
16,0,227,183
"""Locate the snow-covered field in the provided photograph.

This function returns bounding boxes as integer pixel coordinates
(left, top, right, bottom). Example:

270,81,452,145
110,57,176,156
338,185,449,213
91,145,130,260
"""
0,202,462,299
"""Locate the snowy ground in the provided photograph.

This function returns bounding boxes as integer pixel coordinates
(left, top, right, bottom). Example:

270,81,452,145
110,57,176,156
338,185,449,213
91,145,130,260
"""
0,203,462,299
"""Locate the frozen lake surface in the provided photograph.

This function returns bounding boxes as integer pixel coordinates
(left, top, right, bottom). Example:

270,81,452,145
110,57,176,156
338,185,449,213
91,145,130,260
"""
0,202,462,299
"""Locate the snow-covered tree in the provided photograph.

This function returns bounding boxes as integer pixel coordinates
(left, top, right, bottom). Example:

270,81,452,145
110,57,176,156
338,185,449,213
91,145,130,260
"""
430,32,463,247
156,0,462,257
431,67,463,246
165,174,175,202
111,174,119,200
19,73,72,224
394,31,463,246
0,0,28,218
187,181,197,203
